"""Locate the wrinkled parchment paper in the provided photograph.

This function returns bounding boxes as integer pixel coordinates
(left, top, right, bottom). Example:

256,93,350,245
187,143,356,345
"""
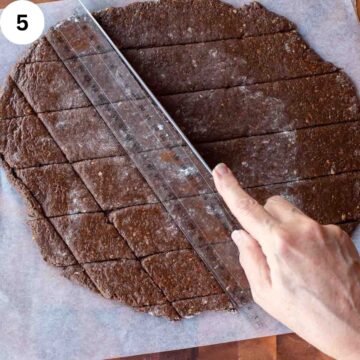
0,1,359,359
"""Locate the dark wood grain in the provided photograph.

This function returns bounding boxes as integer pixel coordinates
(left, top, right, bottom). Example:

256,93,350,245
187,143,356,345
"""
115,334,331,359
0,0,58,7
277,334,332,360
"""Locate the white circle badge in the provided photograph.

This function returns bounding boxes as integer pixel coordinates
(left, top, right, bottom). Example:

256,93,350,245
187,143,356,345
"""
0,0,45,45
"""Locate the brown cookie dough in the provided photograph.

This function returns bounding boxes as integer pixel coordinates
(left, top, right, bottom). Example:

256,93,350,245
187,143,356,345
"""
249,172,360,225
23,0,295,64
0,115,66,168
173,294,234,318
62,265,99,293
84,259,168,307
1,0,359,320
39,107,125,162
0,156,43,219
50,213,135,263
199,121,360,187
73,156,158,210
124,32,336,96
141,250,223,301
109,203,191,257
136,303,180,321
12,62,90,112
16,164,100,217
161,72,360,143
96,0,295,49
19,37,59,64
0,77,33,120
29,218,77,266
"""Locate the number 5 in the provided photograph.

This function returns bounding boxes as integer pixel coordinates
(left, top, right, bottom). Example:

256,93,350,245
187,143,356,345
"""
17,14,28,31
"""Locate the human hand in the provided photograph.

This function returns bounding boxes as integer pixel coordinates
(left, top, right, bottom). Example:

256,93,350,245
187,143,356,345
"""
213,163,360,360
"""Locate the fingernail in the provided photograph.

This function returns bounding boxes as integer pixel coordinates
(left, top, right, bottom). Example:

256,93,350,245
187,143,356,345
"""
231,230,244,248
213,163,229,177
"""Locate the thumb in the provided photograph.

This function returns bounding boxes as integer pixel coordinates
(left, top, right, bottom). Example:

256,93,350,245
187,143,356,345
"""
232,230,272,294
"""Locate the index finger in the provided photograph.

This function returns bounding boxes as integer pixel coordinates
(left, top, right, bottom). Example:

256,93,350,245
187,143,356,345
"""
213,163,278,246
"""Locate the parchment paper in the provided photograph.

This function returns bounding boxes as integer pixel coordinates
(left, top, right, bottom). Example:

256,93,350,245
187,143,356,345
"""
0,1,359,359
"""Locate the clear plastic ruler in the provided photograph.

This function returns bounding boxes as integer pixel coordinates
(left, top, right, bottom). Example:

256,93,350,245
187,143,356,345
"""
45,0,262,327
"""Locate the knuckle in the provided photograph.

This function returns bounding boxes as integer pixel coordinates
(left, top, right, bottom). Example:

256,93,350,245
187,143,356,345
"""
274,227,292,242
266,195,283,205
264,195,282,210
273,228,293,255
326,224,344,238
234,197,259,214
302,220,323,238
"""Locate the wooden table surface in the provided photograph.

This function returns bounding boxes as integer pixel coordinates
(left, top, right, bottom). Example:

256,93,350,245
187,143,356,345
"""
114,335,331,360
2,0,355,358
355,0,360,20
